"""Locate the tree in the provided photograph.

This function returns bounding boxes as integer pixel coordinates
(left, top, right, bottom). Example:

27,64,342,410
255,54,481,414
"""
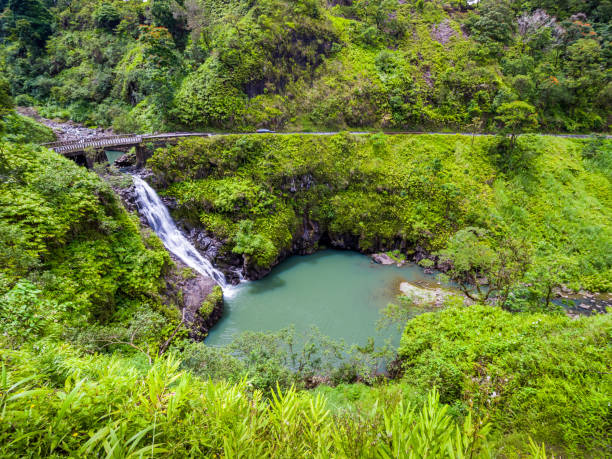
469,0,516,45
93,3,121,31
528,254,574,309
495,100,538,149
0,77,13,135
150,0,188,50
438,227,531,309
5,0,53,51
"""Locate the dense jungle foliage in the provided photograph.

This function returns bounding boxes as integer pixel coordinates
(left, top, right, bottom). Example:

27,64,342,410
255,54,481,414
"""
151,133,612,293
1,110,610,454
0,0,611,132
1,1,611,457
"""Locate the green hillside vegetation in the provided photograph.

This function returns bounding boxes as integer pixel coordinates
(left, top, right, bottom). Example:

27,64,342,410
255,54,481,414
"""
1,0,610,132
150,133,612,293
0,141,184,352
0,120,610,455
398,305,611,457
1,0,611,457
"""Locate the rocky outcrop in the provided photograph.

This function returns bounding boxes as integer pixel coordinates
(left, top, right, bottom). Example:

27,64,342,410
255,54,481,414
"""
182,275,217,334
430,20,455,45
371,253,395,265
292,218,322,255
114,151,137,168
160,256,225,340
186,226,244,284
188,228,223,261
115,183,139,213
182,278,224,340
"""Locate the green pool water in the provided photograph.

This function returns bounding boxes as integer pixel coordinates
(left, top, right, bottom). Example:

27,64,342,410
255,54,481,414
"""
205,250,442,347
105,150,124,165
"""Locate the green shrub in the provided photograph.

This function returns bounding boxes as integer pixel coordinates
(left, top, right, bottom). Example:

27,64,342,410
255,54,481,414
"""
0,346,492,458
398,305,612,456
200,285,223,319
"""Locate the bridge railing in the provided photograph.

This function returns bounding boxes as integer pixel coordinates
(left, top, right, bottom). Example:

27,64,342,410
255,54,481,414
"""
40,132,213,155
41,134,142,148
42,135,144,154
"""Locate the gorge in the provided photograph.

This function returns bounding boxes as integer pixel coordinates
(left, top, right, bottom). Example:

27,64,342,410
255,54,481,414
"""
1,0,611,455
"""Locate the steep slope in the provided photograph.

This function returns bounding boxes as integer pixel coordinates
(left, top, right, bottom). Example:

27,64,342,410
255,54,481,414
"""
1,0,609,132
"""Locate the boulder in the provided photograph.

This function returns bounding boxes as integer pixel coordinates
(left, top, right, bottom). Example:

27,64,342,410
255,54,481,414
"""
113,152,136,167
371,253,396,265
182,275,224,340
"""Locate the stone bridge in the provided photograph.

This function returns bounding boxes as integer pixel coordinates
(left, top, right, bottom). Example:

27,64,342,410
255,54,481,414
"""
41,132,212,167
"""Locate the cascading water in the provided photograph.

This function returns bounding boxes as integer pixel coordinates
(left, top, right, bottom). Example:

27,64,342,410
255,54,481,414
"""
132,176,228,289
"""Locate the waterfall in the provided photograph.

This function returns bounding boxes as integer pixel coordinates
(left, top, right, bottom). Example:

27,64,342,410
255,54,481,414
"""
132,176,228,289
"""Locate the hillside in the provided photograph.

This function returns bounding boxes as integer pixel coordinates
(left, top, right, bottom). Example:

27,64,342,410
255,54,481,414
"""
149,133,612,292
1,1,611,457
1,0,610,133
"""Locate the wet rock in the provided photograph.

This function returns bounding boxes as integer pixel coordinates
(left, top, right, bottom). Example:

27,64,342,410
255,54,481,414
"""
371,253,395,265
282,174,315,193
328,232,360,250
116,183,139,214
182,275,216,322
114,152,136,167
188,228,223,260
292,218,322,255
182,275,222,340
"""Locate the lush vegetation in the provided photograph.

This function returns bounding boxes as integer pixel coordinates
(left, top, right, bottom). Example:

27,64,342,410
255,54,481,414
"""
1,0,610,132
0,140,191,357
150,133,612,294
1,1,611,457
398,305,611,457
1,345,496,458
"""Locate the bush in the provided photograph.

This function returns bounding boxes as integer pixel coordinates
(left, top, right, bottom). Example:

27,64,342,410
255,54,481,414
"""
93,3,121,31
13,94,35,107
199,285,223,319
0,280,63,347
398,305,611,456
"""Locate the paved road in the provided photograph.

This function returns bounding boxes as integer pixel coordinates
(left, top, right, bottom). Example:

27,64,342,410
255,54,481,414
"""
237,131,611,139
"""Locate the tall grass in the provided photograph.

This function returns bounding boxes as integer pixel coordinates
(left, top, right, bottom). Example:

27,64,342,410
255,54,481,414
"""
1,346,494,458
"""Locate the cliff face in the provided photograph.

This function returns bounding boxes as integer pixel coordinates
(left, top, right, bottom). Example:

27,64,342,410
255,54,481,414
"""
147,133,612,292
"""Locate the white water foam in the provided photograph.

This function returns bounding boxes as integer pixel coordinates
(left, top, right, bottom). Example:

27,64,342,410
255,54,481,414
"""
132,176,233,293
